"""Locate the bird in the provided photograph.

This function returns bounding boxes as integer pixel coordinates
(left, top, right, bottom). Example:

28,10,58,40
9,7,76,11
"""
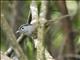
16,11,37,37
16,23,36,36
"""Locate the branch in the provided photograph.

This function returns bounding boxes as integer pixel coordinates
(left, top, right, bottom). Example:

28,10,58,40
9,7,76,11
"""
30,0,38,25
1,53,13,60
57,0,75,60
1,51,13,60
36,1,47,60
30,1,47,60
5,34,25,56
1,14,28,60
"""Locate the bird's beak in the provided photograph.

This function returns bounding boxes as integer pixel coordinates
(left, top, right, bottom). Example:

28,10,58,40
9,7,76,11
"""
16,30,20,34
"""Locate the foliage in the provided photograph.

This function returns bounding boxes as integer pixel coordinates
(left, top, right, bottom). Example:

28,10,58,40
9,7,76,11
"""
1,0,80,60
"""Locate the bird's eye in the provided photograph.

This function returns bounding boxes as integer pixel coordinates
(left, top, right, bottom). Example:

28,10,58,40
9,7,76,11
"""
21,27,24,29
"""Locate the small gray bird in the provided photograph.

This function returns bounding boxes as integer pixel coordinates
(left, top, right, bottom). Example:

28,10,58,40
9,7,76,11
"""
16,24,36,36
16,11,37,36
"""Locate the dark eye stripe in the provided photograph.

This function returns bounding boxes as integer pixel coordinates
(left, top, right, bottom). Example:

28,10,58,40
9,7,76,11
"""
19,25,23,30
18,24,32,30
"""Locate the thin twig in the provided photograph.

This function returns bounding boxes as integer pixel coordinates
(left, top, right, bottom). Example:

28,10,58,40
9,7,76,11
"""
64,54,80,59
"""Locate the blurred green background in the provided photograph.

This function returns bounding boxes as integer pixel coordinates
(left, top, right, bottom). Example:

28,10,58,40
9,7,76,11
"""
1,0,80,60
